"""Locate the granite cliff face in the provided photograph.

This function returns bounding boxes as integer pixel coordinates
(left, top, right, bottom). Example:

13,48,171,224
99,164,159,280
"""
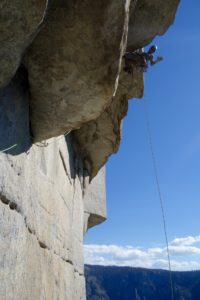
0,1,179,299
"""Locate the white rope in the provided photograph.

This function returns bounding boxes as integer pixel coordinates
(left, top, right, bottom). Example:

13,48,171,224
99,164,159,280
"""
0,143,18,153
144,98,174,300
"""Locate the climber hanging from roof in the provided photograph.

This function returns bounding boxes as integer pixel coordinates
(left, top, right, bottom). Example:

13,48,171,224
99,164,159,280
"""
123,45,163,74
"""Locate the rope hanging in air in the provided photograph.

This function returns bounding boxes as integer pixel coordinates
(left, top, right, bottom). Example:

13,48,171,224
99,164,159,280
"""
143,98,174,300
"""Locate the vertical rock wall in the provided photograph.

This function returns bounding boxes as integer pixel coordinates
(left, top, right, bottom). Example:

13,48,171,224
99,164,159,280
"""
0,68,106,300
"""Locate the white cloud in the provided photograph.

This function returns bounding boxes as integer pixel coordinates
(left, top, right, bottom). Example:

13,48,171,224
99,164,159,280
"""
169,245,200,255
84,235,200,271
170,235,200,246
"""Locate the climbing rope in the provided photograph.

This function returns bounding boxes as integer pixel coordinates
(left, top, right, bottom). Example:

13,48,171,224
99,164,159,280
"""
143,98,174,300
0,143,18,153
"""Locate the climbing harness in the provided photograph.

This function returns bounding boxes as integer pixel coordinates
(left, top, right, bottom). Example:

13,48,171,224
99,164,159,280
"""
143,98,174,300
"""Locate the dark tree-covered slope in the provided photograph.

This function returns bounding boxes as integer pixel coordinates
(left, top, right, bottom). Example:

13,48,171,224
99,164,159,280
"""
85,265,200,300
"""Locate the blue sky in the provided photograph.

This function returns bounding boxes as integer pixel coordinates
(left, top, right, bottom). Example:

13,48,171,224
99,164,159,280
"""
85,0,200,270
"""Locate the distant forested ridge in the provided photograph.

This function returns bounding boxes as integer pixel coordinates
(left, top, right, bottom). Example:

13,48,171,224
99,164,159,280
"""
85,265,200,300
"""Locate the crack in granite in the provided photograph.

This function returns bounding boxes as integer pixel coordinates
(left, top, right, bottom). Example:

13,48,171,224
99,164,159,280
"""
0,193,83,276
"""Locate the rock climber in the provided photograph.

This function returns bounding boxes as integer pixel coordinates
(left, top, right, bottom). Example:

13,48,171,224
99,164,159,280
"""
123,45,163,73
